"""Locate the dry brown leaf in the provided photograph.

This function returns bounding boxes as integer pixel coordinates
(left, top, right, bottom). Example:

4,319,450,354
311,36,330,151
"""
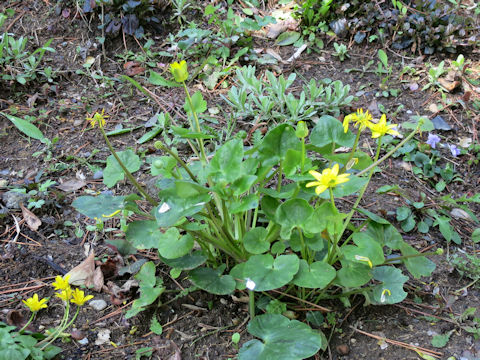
56,179,87,192
266,18,299,39
66,252,95,286
438,78,461,92
85,266,104,292
20,203,41,231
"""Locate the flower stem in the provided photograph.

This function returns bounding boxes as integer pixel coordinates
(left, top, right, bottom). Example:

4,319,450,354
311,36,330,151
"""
249,290,255,320
99,125,157,206
19,312,35,333
183,82,208,165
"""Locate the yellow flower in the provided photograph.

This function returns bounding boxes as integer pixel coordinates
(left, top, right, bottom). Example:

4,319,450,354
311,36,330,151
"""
354,255,373,268
306,163,350,195
170,60,188,83
56,287,73,302
370,114,400,138
23,293,48,312
86,109,109,128
70,288,94,306
52,274,71,291
343,108,373,133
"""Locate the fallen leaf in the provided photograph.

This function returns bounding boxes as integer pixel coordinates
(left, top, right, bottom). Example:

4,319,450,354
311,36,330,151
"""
56,179,86,192
85,266,104,292
6,309,26,328
458,137,472,148
20,204,41,231
438,78,461,92
266,48,283,62
66,252,95,286
124,61,145,76
450,208,472,221
265,18,299,39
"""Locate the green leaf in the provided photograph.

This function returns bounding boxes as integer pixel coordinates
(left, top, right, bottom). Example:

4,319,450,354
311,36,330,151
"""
398,242,436,278
324,151,373,170
227,193,259,214
310,115,355,148
434,215,452,242
137,126,162,144
343,232,385,267
239,314,323,360
157,228,194,259
2,113,45,140
378,49,388,68
364,221,404,249
402,116,434,132
136,261,158,288
316,174,368,200
431,330,453,348
472,228,480,243
396,206,411,221
370,266,408,304
170,125,215,139
156,180,211,227
189,266,236,295
401,215,416,232
184,91,207,114
209,138,244,183
103,150,141,188
126,220,162,250
72,194,126,219
243,227,270,254
241,254,299,291
258,124,301,166
149,317,163,335
275,199,314,239
335,260,372,287
292,260,336,289
148,70,181,87
159,251,206,270
275,31,301,46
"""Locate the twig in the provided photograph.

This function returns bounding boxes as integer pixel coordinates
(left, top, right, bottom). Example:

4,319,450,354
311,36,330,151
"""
350,325,443,358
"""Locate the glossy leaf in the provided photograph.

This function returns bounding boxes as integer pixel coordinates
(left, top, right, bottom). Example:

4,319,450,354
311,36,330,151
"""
370,266,408,304
72,194,126,219
157,228,194,259
335,260,372,287
189,265,236,295
275,198,314,239
126,220,162,250
258,124,301,166
310,115,355,148
239,314,323,360
242,254,300,291
243,227,270,254
292,260,336,289
209,138,244,184
2,113,45,141
159,251,206,270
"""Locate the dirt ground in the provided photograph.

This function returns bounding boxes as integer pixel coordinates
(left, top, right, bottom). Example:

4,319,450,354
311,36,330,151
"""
1,1,480,359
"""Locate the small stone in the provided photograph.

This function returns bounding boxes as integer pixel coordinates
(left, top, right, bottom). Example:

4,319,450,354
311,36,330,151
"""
450,208,471,221
336,344,350,355
78,337,89,345
2,191,28,209
89,299,107,311
350,338,356,344
93,170,103,180
0,179,8,188
71,329,86,340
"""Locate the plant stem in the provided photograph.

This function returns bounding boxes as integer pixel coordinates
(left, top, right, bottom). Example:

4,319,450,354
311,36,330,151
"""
249,290,255,320
99,126,157,206
183,82,208,165
382,250,440,264
19,313,35,333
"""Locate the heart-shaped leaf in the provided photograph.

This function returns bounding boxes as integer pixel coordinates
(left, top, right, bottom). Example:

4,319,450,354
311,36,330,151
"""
335,260,372,287
242,254,299,291
310,115,355,148
209,138,244,184
370,266,408,304
292,260,336,289
275,199,314,239
72,194,126,219
189,265,236,295
157,228,194,259
239,314,323,360
259,124,301,166
159,251,206,270
184,91,207,114
103,150,141,188
398,242,436,278
243,227,270,254
342,232,385,267
126,220,162,250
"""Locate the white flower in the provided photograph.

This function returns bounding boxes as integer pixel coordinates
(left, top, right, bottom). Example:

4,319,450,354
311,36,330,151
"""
158,203,170,214
245,278,256,291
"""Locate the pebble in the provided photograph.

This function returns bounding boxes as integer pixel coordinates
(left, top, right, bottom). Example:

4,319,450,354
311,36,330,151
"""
336,344,350,355
2,190,28,209
78,337,89,345
93,170,103,180
0,179,8,188
89,299,107,311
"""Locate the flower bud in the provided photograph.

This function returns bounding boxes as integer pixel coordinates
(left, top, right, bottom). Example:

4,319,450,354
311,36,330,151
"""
170,60,188,83
296,121,309,138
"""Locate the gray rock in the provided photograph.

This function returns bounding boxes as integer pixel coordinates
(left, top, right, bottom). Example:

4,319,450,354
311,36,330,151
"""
93,170,103,180
89,299,107,311
2,190,28,209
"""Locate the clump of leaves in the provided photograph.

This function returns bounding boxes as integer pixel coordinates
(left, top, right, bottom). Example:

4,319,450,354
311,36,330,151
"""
295,0,478,54
83,0,166,38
